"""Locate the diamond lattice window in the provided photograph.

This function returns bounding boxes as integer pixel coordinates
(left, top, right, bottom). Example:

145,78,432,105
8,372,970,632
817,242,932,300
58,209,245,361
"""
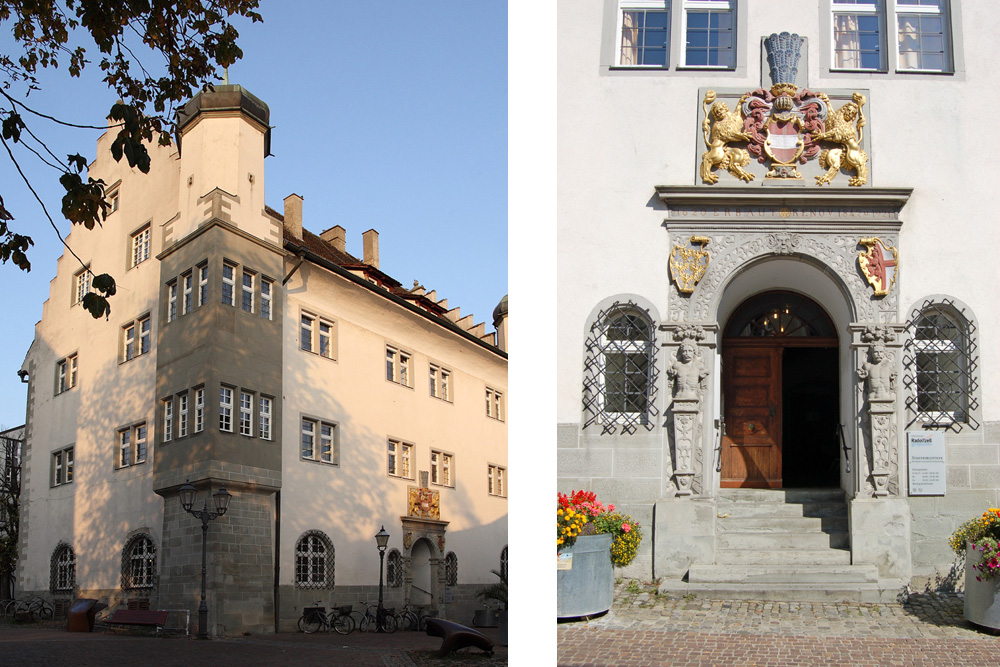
583,302,659,434
295,531,335,589
121,534,156,590
903,300,978,430
50,543,76,593
386,549,403,587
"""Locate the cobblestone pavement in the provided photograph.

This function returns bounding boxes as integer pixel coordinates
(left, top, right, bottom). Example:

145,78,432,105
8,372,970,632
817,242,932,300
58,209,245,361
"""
0,620,506,667
558,581,999,666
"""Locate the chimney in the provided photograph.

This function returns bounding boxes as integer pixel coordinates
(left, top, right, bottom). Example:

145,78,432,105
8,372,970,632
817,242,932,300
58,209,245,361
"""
283,193,303,240
320,225,346,252
363,229,379,269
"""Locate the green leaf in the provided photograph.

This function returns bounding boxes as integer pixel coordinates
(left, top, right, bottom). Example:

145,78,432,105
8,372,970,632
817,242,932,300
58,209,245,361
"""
1,112,23,142
82,292,111,320
92,272,116,296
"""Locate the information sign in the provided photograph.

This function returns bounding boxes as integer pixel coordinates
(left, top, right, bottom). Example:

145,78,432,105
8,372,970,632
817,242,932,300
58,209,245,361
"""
908,431,946,496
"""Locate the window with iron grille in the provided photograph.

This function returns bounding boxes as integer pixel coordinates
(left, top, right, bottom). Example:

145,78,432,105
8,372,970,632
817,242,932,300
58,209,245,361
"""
444,551,458,586
295,531,334,589
582,302,659,435
50,543,76,593
121,533,156,590
500,545,508,581
386,549,403,587
903,300,978,430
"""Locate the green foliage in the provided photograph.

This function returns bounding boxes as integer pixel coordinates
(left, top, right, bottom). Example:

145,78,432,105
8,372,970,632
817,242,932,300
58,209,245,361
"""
476,569,507,608
0,0,262,317
950,508,1000,581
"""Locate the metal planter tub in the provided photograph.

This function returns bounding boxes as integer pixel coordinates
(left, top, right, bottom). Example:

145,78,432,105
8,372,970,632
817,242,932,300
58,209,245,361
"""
557,533,614,619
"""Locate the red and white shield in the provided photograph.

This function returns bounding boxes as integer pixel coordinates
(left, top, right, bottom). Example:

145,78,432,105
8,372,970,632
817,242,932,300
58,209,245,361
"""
764,117,804,165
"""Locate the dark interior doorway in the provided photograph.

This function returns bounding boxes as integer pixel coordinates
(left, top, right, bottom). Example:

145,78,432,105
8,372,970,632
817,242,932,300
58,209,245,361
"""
782,346,840,487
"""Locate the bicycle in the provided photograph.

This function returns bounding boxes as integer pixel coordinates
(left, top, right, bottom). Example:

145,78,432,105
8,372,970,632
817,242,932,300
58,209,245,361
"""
13,596,52,621
297,602,352,635
391,603,420,631
356,599,397,633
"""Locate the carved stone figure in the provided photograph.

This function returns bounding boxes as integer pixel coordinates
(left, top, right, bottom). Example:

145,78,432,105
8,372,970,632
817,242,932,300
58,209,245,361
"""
667,340,709,401
700,90,755,184
814,92,869,186
857,341,896,401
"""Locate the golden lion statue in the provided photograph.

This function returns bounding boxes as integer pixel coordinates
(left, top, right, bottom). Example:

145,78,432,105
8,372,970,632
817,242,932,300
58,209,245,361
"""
700,91,754,184
814,92,869,187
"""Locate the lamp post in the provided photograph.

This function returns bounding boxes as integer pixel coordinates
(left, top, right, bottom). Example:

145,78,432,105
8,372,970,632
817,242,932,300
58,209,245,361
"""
178,480,232,640
375,525,390,633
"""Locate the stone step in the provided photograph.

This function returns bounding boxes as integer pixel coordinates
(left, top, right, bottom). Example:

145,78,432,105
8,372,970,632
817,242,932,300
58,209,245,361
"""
717,488,846,503
716,501,847,519
658,579,904,604
716,516,848,533
714,548,852,565
687,564,879,585
716,530,849,550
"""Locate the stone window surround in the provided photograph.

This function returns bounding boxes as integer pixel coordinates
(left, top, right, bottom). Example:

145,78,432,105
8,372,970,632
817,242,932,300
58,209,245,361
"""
51,445,74,487
55,353,78,395
300,415,339,466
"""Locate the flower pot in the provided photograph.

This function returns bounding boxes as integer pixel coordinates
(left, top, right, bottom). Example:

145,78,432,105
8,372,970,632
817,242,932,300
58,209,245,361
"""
965,541,1000,630
557,533,613,619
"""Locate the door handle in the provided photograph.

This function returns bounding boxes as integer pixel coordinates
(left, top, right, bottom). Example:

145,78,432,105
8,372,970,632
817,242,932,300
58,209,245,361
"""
769,405,776,418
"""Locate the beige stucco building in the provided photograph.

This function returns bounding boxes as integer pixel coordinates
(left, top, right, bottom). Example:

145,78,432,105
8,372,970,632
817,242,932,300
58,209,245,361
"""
16,85,507,633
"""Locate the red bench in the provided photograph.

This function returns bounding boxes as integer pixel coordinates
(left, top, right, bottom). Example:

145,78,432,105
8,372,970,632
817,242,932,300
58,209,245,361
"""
106,609,170,634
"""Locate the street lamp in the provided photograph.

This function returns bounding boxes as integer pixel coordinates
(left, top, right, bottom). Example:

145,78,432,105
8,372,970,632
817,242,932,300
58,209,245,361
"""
178,480,232,639
375,525,390,633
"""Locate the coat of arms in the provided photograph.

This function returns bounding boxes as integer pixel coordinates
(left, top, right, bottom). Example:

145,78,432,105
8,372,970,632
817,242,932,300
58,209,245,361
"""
669,236,710,294
858,237,898,296
408,486,440,519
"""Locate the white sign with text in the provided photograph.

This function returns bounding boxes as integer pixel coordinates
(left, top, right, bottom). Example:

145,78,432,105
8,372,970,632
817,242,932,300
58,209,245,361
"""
908,431,946,496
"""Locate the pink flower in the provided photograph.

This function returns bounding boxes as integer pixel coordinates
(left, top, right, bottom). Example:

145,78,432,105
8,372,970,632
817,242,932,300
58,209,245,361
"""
608,504,615,512
622,523,631,533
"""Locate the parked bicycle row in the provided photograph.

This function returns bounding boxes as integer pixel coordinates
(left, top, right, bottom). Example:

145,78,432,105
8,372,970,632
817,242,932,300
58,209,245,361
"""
297,599,426,635
0,596,54,621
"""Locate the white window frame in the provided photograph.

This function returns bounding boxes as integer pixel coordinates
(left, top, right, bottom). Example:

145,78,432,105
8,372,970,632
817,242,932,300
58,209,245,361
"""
130,225,150,268
163,398,173,442
52,446,74,487
831,0,886,71
488,464,506,497
261,278,273,320
219,386,234,432
429,363,452,402
486,386,504,421
122,315,151,362
240,391,254,437
117,423,147,469
123,321,136,361
198,263,209,307
259,396,272,440
616,0,672,68
387,438,413,479
167,280,178,323
178,393,189,438
300,417,338,465
139,316,150,355
894,0,950,72
913,305,969,425
222,261,236,306
680,0,736,69
386,345,412,387
318,319,334,359
182,271,193,315
73,267,93,305
241,269,255,314
56,353,78,394
134,423,147,464
300,313,315,353
597,318,653,424
194,386,205,433
431,450,454,487
118,428,131,468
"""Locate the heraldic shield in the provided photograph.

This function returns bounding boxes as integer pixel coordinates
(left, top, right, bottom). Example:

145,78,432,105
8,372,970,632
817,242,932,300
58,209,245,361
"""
858,237,898,296
670,236,711,294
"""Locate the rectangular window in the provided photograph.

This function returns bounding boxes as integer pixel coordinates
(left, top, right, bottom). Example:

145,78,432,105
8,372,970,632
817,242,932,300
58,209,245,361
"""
896,0,949,72
488,464,506,497
486,387,504,421
240,391,253,436
198,263,209,307
108,188,120,213
194,387,205,433
683,0,735,68
259,396,272,440
301,418,315,459
431,450,454,487
387,439,413,478
52,446,74,487
241,270,255,313
56,354,78,394
300,314,314,352
320,422,335,463
618,1,671,67
122,316,150,362
222,261,236,306
134,423,147,464
163,398,173,442
386,345,412,387
300,418,338,464
167,280,178,323
182,271,193,315
178,393,189,438
832,0,884,70
319,320,333,358
117,424,147,469
118,427,131,468
429,364,452,401
130,226,150,268
219,386,233,432
261,279,273,320
74,268,93,305
123,321,136,361
139,316,150,355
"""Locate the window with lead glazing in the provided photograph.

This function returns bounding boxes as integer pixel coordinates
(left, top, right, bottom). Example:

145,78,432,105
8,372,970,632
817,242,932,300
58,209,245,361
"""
121,534,156,590
682,0,735,68
386,549,403,587
617,1,671,67
832,0,884,70
295,531,334,589
905,302,977,428
583,302,659,435
50,544,76,593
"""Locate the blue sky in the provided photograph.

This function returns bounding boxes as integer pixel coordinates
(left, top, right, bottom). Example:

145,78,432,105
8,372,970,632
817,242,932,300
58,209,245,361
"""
0,1,508,429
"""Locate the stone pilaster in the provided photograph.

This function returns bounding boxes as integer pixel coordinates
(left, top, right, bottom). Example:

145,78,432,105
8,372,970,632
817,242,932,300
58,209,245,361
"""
671,398,700,496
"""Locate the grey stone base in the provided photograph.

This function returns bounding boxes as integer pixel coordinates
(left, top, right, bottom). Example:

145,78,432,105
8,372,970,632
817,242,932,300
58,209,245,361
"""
653,497,717,579
849,498,912,580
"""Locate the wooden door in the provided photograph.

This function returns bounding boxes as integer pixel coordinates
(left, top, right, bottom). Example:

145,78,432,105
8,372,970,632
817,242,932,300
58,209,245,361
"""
721,346,782,488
